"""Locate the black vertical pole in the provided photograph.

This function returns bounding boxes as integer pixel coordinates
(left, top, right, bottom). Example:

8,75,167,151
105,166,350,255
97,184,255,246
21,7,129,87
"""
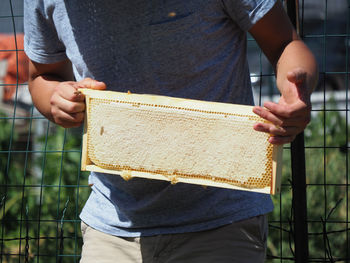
286,1,309,262
291,133,309,262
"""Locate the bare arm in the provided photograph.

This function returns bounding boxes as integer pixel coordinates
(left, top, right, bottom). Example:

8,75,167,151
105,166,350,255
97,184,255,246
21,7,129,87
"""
249,1,318,144
29,59,106,128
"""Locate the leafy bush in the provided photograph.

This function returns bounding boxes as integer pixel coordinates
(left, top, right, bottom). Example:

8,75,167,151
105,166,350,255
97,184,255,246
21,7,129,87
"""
267,103,349,262
0,115,90,263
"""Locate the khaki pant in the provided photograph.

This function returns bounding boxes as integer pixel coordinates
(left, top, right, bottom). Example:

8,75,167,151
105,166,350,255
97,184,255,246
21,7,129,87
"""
80,215,268,263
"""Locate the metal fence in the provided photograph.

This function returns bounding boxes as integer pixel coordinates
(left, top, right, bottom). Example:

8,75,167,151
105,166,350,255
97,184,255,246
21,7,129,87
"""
0,0,349,262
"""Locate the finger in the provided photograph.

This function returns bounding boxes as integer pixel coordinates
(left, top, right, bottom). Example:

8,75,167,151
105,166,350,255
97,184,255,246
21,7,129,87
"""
253,106,284,126
51,108,85,128
253,122,301,137
286,68,311,103
56,112,84,125
287,68,307,85
263,101,311,120
78,78,106,90
253,104,311,130
268,135,296,145
56,82,85,102
51,94,86,114
71,111,85,123
72,86,86,102
264,102,311,127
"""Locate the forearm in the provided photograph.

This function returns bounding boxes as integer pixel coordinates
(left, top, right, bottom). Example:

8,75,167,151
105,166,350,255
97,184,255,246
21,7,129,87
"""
28,59,75,123
249,1,318,144
253,40,318,144
275,39,318,102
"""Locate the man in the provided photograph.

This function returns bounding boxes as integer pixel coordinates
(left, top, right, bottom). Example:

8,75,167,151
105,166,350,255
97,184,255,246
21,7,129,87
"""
24,0,317,262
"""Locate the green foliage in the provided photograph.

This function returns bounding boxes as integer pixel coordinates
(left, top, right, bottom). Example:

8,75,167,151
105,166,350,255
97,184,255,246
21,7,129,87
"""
0,116,90,263
267,104,349,262
0,113,23,234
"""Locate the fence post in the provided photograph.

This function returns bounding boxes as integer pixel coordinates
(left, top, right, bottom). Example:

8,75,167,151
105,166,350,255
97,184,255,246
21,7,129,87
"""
286,1,309,262
291,133,309,262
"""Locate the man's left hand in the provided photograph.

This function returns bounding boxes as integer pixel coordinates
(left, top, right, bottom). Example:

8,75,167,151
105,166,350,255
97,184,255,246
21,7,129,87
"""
252,68,312,145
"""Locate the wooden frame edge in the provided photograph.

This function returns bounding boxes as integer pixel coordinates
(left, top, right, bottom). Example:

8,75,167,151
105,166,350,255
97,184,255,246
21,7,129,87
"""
81,94,92,171
271,144,283,194
79,89,257,116
84,165,271,194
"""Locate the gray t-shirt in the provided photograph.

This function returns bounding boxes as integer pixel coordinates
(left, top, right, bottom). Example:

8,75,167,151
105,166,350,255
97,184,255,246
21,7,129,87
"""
24,0,276,237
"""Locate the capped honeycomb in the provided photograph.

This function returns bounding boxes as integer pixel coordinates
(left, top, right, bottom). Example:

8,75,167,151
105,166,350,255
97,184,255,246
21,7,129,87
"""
81,89,282,194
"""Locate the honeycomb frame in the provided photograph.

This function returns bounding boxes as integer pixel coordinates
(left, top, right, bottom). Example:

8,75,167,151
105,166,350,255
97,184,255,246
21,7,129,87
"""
80,89,283,194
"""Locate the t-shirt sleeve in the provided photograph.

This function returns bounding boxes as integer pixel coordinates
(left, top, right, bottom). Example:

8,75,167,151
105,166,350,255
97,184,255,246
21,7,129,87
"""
24,0,67,64
222,0,277,31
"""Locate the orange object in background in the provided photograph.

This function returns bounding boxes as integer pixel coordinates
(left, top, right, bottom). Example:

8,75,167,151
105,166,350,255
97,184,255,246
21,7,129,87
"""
0,33,29,101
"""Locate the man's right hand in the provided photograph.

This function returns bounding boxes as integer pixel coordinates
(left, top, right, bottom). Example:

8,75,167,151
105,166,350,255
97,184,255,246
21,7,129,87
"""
28,59,106,129
50,78,106,128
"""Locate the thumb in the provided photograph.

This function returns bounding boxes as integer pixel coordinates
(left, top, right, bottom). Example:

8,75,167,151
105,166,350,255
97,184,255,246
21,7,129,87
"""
283,68,308,104
78,77,106,90
287,68,307,86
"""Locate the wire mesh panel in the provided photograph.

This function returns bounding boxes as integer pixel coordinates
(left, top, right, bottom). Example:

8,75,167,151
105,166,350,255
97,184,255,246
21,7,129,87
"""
249,0,350,262
0,1,88,262
302,0,350,261
0,0,349,262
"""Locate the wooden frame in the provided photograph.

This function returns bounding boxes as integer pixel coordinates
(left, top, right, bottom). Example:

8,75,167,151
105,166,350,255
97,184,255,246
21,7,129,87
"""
81,89,283,194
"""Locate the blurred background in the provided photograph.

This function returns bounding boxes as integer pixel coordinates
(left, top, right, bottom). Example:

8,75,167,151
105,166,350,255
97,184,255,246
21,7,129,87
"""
0,0,349,262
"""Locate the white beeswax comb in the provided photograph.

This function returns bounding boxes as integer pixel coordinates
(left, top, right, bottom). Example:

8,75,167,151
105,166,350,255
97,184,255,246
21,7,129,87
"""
80,89,283,194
